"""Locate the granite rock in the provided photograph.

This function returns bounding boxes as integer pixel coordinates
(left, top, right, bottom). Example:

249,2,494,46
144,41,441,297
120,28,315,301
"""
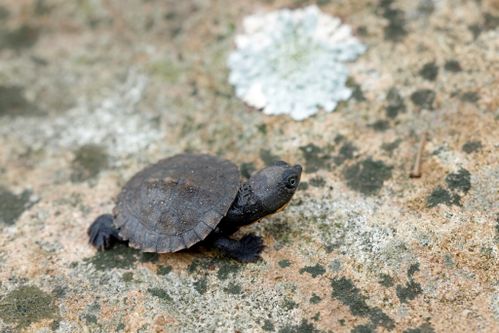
0,0,497,332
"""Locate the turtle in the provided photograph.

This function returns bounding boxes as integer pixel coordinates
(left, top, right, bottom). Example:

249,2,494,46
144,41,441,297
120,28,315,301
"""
88,153,302,262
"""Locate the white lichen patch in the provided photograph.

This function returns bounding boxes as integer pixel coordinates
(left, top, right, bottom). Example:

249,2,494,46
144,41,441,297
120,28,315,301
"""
228,5,366,120
0,71,161,159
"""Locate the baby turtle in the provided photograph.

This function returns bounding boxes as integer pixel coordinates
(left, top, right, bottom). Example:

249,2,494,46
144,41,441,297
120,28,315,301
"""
88,153,302,262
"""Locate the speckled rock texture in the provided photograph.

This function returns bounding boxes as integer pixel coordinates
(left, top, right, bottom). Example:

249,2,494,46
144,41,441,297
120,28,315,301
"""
0,0,497,332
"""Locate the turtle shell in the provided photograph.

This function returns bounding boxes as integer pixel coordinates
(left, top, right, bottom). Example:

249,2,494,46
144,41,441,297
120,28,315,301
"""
113,154,240,253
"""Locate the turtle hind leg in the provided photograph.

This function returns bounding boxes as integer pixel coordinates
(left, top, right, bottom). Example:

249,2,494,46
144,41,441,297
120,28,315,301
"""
88,214,125,250
212,233,264,262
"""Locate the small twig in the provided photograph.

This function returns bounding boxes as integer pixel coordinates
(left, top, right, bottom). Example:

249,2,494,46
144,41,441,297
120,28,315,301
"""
410,132,427,178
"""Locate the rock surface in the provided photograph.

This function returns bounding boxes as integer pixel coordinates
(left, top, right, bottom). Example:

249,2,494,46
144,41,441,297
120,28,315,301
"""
0,0,497,332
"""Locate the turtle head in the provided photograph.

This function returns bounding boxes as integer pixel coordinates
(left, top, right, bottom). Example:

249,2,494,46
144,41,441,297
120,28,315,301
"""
249,161,302,215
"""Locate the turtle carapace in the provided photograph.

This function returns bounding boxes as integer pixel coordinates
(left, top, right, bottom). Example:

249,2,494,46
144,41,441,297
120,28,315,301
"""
88,154,302,262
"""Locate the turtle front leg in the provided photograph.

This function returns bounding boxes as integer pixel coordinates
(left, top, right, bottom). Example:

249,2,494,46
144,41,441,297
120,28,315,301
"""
211,233,264,262
88,214,125,250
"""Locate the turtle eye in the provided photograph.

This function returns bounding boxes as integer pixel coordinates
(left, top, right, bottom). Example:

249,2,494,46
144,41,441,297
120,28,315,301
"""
286,176,297,189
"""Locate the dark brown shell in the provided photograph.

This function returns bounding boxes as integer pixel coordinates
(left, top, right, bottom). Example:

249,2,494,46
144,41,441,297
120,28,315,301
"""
113,154,240,253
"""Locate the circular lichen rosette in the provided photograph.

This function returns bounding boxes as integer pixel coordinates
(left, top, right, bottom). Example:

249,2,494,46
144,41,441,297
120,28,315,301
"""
228,5,366,120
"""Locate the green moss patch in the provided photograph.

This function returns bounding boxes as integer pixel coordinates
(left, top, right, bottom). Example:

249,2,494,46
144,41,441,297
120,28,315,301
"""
331,277,394,330
379,0,408,42
410,89,436,109
334,142,357,165
0,86,38,117
310,293,321,304
217,261,241,280
460,91,479,103
148,288,172,302
71,144,109,182
278,259,291,268
445,168,471,193
368,120,390,132
278,319,321,333
343,158,392,195
224,282,242,295
0,25,40,50
403,323,435,333
309,177,326,188
157,265,173,275
187,257,242,281
444,60,462,72
193,277,208,294
378,274,394,288
0,286,57,328
419,62,439,81
396,280,422,303
396,263,423,303
462,141,482,154
426,186,459,207
299,143,332,173
0,186,35,225
122,272,134,282
351,325,373,333
262,319,275,331
260,149,281,166
385,88,406,118
299,264,326,278
85,244,141,270
240,162,256,179
0,5,9,20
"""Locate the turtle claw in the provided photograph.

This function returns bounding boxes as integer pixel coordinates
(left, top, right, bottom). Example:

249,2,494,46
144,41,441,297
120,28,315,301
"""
88,214,122,251
212,233,264,262
236,234,265,262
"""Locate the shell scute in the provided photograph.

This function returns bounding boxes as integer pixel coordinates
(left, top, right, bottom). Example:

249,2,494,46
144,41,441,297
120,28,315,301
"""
113,154,240,252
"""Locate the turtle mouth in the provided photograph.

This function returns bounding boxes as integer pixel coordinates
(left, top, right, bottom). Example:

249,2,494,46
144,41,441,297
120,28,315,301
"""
275,202,290,213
